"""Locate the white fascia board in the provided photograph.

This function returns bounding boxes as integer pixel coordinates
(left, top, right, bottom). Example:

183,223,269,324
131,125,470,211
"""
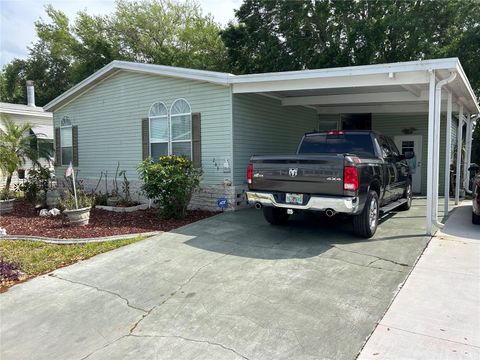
0,108,52,118
454,61,480,114
231,58,459,84
233,71,430,94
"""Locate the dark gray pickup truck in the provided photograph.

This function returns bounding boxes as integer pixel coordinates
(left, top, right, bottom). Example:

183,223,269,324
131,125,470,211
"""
246,130,414,237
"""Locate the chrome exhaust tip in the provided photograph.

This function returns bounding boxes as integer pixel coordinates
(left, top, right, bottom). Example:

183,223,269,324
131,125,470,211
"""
254,202,262,209
325,209,336,217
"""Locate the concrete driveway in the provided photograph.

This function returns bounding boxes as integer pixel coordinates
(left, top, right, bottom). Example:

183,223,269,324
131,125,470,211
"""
1,200,431,360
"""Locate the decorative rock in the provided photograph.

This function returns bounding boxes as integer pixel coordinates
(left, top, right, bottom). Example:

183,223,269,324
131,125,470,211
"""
39,209,50,217
0,227,7,236
49,208,61,216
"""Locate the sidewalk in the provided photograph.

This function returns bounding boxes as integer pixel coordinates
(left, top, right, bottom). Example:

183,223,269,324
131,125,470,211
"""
358,201,480,360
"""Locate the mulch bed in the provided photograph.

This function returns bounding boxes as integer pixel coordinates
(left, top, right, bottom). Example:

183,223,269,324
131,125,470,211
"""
0,201,217,239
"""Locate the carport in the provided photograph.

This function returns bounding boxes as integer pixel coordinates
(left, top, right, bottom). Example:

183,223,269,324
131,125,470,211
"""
231,58,479,235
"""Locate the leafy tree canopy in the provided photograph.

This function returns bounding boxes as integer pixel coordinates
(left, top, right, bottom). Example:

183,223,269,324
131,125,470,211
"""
0,0,227,106
221,0,480,97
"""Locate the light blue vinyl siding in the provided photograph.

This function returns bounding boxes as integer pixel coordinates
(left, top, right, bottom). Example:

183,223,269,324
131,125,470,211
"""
232,94,318,185
53,71,232,185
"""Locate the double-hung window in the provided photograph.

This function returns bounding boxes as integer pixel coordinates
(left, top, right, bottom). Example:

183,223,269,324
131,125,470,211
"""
149,102,169,158
148,99,192,160
170,99,192,159
60,116,73,165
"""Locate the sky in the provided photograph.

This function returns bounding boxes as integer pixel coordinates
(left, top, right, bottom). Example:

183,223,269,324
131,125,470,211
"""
0,0,240,67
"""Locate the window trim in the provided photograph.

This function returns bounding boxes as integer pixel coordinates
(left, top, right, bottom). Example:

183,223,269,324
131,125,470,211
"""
60,116,72,166
170,98,192,159
148,102,168,158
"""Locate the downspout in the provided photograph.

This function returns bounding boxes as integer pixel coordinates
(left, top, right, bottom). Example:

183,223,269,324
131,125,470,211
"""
432,71,457,229
464,114,473,195
444,90,453,216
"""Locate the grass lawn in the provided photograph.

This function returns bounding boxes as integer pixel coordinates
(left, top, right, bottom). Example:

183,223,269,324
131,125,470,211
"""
0,237,145,278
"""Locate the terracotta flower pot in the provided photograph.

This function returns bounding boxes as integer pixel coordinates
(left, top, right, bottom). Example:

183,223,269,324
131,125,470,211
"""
0,199,15,214
64,207,91,226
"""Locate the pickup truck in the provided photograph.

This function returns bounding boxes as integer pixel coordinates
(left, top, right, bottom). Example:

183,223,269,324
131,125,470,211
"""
246,130,414,238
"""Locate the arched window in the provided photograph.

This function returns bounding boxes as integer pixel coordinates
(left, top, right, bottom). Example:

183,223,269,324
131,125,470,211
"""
170,99,192,159
60,115,72,165
148,102,168,158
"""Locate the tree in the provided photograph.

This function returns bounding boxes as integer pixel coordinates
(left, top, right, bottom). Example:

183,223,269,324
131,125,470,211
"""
221,0,480,97
0,116,37,194
0,0,227,107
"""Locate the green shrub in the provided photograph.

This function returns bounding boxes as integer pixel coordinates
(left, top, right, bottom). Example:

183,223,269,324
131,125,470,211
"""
18,166,52,203
137,155,202,219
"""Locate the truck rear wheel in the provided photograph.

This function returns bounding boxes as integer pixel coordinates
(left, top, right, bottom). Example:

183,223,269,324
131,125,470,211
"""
353,190,379,238
263,207,290,225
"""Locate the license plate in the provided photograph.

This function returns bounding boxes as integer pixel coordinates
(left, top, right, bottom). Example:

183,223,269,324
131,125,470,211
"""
285,193,303,204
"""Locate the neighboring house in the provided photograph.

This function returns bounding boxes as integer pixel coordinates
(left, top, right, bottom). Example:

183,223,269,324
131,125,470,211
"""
44,58,478,220
0,81,54,189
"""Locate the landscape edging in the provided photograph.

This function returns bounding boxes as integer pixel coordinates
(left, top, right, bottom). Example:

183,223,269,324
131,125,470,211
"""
0,231,161,245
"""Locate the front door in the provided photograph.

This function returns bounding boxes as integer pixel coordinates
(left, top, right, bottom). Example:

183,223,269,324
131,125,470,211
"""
394,135,423,194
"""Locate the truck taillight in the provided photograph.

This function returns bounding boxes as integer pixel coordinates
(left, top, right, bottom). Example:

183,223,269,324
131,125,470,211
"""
344,166,358,191
247,163,253,184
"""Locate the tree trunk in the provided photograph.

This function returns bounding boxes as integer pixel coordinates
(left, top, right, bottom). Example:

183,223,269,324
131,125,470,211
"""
5,173,13,194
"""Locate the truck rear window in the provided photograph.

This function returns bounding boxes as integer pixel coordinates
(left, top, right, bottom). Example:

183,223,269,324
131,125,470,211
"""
298,133,376,157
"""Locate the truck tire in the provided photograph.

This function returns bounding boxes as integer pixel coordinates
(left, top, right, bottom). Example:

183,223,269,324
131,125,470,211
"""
473,211,480,225
398,180,413,211
353,190,379,238
263,207,290,225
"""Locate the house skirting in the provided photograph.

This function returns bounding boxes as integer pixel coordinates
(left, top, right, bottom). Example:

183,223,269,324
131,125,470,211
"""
59,178,249,212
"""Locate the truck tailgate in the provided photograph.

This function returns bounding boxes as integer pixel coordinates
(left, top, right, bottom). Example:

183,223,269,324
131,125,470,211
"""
250,154,345,196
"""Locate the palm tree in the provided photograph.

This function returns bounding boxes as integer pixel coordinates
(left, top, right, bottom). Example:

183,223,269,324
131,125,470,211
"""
0,116,37,195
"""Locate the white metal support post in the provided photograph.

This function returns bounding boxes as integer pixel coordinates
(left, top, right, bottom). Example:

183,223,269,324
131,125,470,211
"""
455,104,464,204
426,70,436,235
464,114,473,192
444,90,453,215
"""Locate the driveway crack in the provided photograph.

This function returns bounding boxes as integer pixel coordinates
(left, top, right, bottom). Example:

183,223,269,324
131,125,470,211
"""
50,274,148,313
331,246,410,267
129,334,250,360
128,253,231,336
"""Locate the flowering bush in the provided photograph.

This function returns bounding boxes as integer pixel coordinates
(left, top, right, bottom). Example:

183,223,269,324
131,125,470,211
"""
137,155,202,219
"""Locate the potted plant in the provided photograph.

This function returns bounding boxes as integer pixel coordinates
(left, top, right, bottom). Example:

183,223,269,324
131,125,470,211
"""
0,188,15,214
61,191,93,226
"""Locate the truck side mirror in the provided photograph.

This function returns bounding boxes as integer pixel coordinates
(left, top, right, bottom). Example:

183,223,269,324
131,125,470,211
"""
404,151,415,160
